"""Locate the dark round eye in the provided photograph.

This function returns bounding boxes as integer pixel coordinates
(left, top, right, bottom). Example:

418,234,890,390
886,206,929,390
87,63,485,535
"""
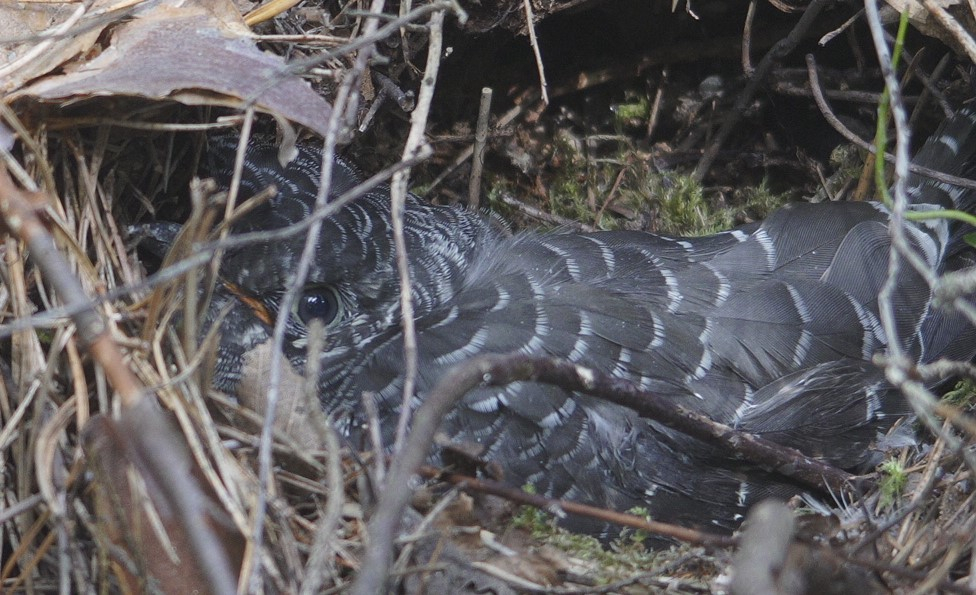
295,286,342,326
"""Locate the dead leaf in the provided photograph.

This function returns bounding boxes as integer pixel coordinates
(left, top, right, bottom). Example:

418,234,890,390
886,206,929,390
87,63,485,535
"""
7,0,332,136
82,410,245,594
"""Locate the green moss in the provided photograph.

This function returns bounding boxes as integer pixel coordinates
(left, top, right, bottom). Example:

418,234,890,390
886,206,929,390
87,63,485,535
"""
652,174,732,236
489,133,788,236
546,133,599,227
611,96,651,128
941,379,976,408
511,484,555,534
812,143,869,202
545,137,788,234
879,459,908,509
35,328,56,344
733,179,788,222
510,497,663,584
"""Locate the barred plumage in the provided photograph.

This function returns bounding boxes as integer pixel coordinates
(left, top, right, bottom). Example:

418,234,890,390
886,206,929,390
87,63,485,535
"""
203,111,976,537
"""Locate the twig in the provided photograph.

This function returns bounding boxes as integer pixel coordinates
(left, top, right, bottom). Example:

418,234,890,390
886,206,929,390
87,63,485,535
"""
349,340,493,595
0,2,86,81
914,358,976,383
770,79,917,104
922,0,976,64
467,87,493,211
742,0,758,76
0,174,117,400
391,487,461,576
865,0,948,471
0,493,43,524
243,0,302,26
0,155,429,340
287,2,467,76
427,99,527,195
417,466,734,547
351,8,455,595
359,71,416,133
477,354,856,492
497,191,596,232
298,322,344,594
522,0,549,105
351,347,859,593
865,0,976,494
390,7,446,456
241,1,467,106
646,67,667,139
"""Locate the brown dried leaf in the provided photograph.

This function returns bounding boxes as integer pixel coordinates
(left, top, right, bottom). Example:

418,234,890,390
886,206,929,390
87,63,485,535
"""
82,410,245,594
237,340,331,450
0,0,115,93
9,0,332,135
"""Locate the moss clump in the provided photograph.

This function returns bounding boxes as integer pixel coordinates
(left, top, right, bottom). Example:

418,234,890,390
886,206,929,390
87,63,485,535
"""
511,498,664,584
879,459,908,509
511,484,554,534
611,95,651,129
543,135,787,234
488,131,788,235
731,179,787,223
652,174,732,236
811,143,868,202
941,379,976,408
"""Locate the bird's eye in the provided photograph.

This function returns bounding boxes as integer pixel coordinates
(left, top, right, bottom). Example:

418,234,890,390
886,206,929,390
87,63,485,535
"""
295,286,343,326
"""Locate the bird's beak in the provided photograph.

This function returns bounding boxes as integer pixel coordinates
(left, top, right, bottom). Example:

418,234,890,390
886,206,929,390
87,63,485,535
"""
222,281,274,327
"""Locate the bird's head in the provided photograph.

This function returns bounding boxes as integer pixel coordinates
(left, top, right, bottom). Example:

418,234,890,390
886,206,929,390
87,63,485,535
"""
198,138,491,426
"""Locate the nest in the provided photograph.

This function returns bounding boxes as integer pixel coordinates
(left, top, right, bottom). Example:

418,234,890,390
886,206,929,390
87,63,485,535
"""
2,0,976,592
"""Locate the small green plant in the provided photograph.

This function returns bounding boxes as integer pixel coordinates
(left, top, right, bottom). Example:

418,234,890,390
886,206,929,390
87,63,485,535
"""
653,174,732,236
611,96,651,129
879,459,908,509
734,180,788,222
511,484,556,534
501,131,788,235
941,379,976,408
615,506,651,545
511,495,662,584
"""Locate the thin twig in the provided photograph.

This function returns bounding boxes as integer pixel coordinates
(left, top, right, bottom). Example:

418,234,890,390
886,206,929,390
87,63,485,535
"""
352,347,861,595
417,466,734,547
281,1,468,81
0,154,428,340
864,0,976,494
0,493,43,524
467,87,493,211
390,7,446,456
427,99,527,194
522,0,549,105
354,7,453,594
476,354,857,492
349,335,490,595
742,0,757,76
922,0,976,64
497,191,597,232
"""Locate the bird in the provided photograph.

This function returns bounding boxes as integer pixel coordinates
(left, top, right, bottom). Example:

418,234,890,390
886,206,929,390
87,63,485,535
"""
198,110,976,539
